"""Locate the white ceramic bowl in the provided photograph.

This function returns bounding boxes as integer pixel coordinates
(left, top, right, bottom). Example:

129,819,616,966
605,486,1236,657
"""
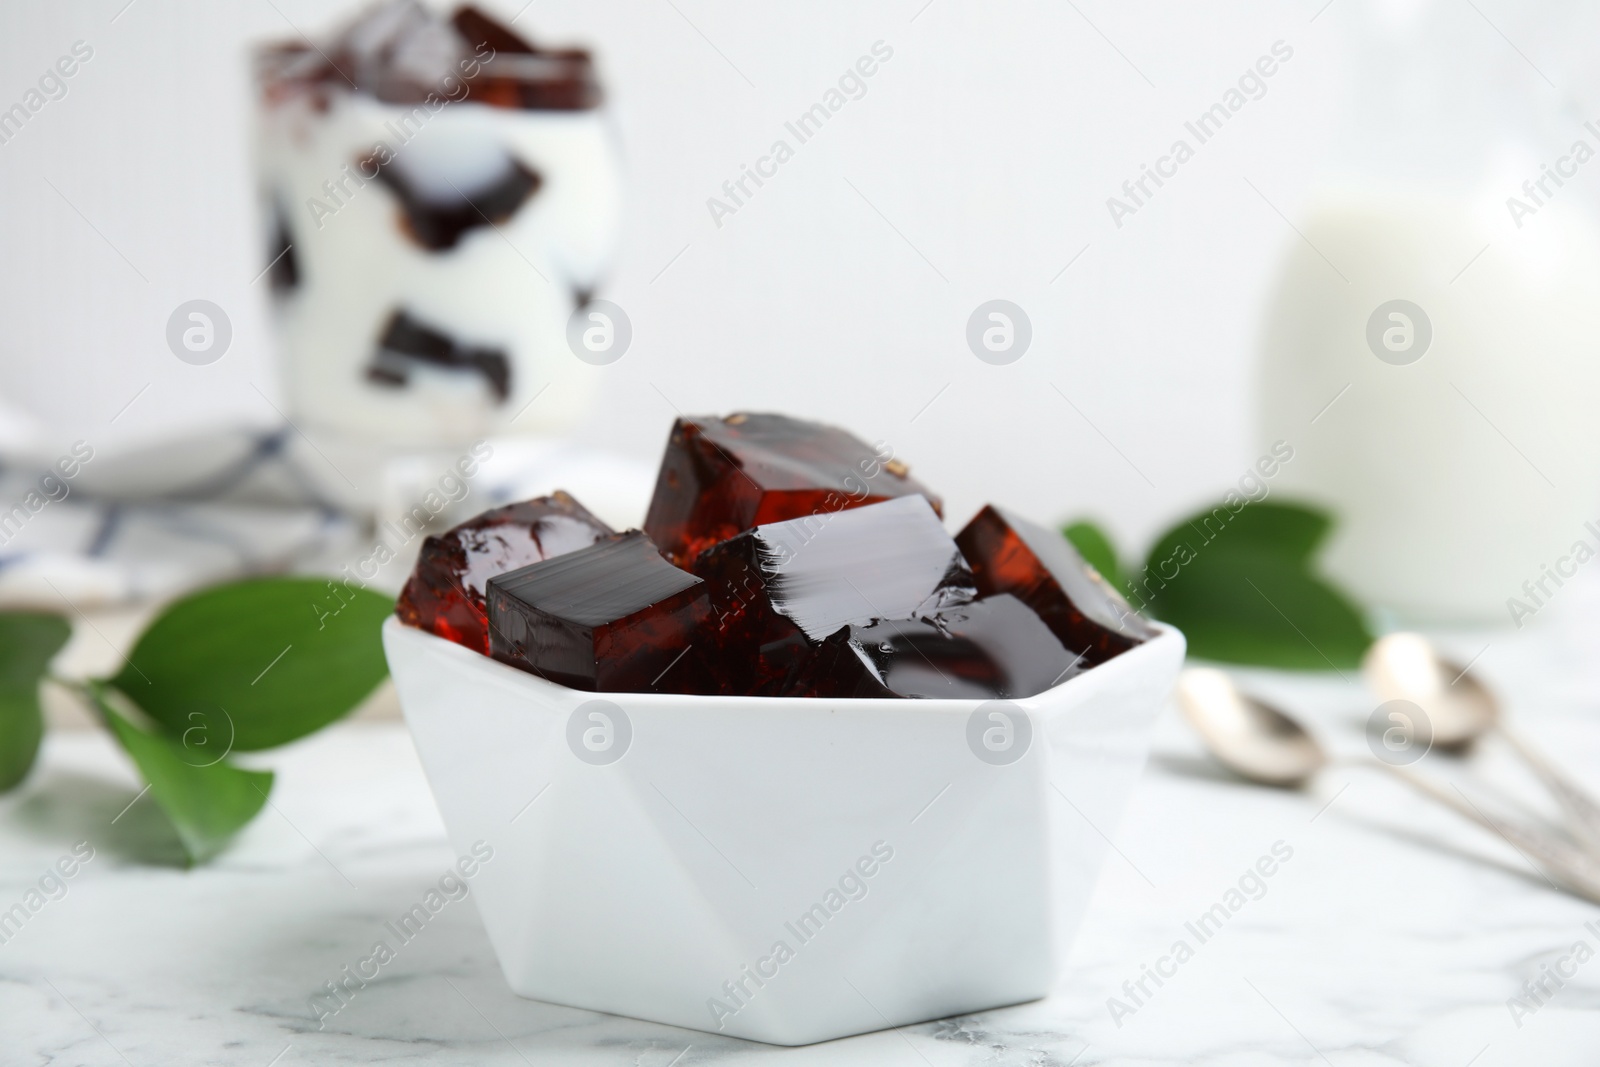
383,615,1185,1045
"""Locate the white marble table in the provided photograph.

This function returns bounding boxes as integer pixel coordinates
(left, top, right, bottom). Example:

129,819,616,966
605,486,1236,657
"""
5,622,1600,1066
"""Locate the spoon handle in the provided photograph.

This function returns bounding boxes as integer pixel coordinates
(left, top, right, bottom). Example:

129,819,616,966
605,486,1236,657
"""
1371,761,1600,904
1493,724,1600,854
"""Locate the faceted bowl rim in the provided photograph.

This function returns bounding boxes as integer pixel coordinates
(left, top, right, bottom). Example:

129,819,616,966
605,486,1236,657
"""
381,614,1184,712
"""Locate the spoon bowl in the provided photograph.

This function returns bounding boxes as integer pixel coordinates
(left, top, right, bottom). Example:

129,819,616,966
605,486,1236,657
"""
1365,631,1600,851
1362,633,1497,750
1176,667,1326,788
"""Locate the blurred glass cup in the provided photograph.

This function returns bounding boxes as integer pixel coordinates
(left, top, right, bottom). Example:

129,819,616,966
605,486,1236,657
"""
253,1,621,511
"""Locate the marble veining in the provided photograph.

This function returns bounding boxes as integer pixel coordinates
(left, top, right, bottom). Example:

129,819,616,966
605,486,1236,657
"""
5,618,1600,1065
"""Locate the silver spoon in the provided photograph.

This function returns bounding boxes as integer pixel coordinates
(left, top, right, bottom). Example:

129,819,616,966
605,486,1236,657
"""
1363,633,1600,854
1177,667,1600,904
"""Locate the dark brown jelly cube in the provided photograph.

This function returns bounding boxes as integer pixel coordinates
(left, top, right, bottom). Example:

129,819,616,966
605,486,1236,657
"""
363,151,542,253
785,594,1080,700
955,505,1155,666
692,496,972,695
451,7,604,110
367,309,511,399
644,413,942,567
396,491,613,653
256,2,602,113
487,531,711,693
450,5,537,55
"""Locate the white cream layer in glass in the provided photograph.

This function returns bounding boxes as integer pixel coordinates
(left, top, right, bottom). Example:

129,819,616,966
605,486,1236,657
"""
257,90,621,448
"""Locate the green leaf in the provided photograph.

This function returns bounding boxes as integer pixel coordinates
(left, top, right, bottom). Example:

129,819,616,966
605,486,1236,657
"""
0,613,72,792
106,578,393,752
1062,520,1126,590
1138,501,1372,670
96,691,273,865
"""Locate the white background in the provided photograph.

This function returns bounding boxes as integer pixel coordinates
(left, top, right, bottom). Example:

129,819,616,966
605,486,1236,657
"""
0,0,1593,556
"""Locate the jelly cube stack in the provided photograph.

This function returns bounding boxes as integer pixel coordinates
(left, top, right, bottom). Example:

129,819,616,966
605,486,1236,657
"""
396,413,1152,697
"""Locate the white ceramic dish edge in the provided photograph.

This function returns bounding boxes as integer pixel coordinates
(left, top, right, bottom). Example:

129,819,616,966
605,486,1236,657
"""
384,615,1185,1045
